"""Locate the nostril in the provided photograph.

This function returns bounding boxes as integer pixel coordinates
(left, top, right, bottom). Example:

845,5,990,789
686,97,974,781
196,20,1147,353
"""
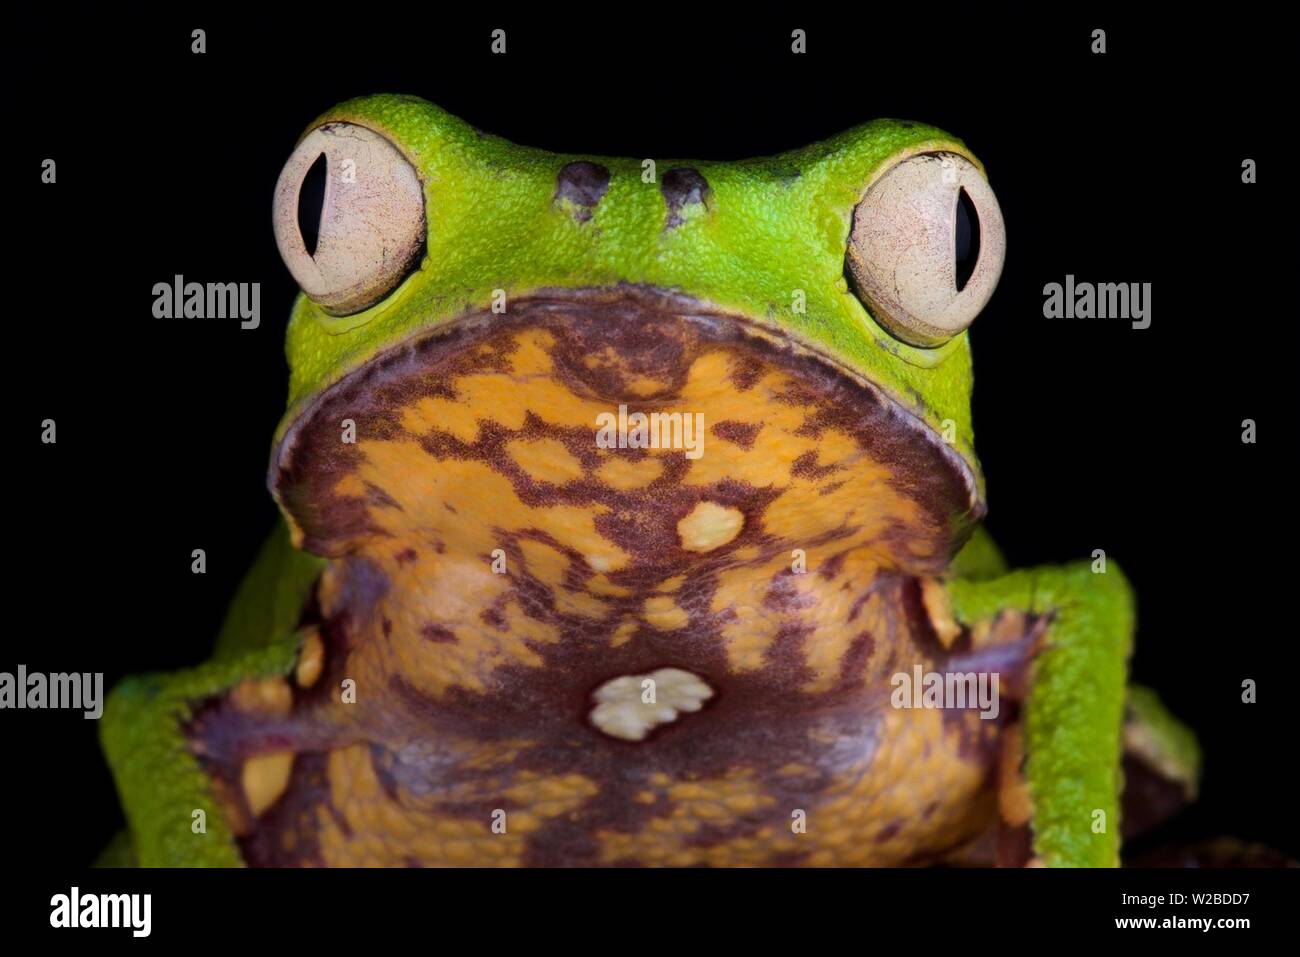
954,186,980,293
298,152,328,258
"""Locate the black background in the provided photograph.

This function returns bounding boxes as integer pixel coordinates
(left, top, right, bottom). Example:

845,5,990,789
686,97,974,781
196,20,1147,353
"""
7,7,1295,875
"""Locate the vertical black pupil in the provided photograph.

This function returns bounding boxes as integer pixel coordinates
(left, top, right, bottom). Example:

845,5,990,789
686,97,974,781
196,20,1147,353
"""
298,152,328,258
954,187,980,292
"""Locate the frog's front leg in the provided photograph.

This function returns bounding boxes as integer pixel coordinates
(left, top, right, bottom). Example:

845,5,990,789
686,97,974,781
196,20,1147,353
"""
946,561,1191,867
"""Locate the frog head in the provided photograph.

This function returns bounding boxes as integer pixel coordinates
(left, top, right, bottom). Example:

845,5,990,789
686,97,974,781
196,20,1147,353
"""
269,94,1005,589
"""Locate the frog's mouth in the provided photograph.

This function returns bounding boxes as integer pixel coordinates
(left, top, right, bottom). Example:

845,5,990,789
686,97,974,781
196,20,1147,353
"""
270,285,982,575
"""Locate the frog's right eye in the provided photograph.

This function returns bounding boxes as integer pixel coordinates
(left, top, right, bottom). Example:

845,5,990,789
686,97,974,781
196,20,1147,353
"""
273,123,426,316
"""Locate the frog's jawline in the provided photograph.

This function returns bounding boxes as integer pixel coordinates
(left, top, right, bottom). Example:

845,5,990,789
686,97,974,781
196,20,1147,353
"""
271,283,983,558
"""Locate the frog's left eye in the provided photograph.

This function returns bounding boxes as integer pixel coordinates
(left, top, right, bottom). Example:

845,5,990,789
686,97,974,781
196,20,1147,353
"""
846,152,1005,347
273,123,426,316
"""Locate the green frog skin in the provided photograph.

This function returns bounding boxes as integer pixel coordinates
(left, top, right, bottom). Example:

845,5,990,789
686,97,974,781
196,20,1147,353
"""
99,95,1199,867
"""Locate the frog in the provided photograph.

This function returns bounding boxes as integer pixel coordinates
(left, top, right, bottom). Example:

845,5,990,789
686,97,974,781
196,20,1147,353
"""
98,94,1200,867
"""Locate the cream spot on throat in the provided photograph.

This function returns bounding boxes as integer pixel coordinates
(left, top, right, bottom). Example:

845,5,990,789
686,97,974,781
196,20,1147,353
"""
677,501,744,552
589,667,714,741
